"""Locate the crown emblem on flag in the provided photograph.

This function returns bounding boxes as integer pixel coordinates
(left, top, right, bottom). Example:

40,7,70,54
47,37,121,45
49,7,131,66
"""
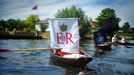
60,23,67,32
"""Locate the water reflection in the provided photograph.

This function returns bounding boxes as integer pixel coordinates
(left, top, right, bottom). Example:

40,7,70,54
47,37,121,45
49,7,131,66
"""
0,40,134,75
50,59,97,75
0,52,64,75
0,39,64,75
84,41,134,75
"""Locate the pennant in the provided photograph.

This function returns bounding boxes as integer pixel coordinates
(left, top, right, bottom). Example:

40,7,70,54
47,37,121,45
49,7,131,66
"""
49,18,80,53
32,5,37,10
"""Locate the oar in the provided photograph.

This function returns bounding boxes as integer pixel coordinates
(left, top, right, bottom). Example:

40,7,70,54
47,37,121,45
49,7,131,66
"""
0,48,12,52
0,48,53,52
110,42,133,48
80,47,103,53
87,49,104,53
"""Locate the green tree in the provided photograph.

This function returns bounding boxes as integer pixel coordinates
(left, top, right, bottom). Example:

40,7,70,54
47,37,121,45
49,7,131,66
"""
7,19,21,31
96,8,121,37
6,19,25,31
12,19,26,31
40,23,47,32
0,19,7,31
20,20,27,31
131,27,134,33
55,5,90,39
122,22,130,32
24,14,39,31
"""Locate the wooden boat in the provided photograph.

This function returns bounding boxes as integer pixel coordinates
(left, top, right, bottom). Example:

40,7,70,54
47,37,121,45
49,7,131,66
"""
96,42,112,51
93,30,112,51
116,42,134,46
50,55,94,75
50,49,93,68
49,18,93,68
96,43,111,51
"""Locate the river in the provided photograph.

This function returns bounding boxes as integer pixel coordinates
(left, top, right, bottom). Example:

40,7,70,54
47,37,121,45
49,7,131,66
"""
0,39,134,75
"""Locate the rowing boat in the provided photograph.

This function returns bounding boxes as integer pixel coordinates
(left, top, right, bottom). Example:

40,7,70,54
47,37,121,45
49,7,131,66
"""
50,49,93,68
48,18,93,67
116,42,134,46
93,30,112,51
96,44,111,51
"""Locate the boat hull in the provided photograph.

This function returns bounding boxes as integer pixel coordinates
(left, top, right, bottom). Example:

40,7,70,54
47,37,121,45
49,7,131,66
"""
96,44,111,51
50,51,93,68
117,42,134,46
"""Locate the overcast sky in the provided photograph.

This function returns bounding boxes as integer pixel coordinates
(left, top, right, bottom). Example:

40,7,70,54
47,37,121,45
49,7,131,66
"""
0,0,134,27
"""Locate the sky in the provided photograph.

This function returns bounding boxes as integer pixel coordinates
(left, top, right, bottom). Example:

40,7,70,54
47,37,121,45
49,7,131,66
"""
0,0,134,27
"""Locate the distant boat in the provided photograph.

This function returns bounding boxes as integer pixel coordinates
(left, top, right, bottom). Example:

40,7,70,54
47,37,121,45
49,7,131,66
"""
96,44,111,51
48,18,93,67
93,30,111,51
114,42,134,46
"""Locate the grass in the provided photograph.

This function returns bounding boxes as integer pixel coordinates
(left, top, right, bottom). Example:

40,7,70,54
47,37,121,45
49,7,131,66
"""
40,31,134,43
116,33,134,40
40,31,50,38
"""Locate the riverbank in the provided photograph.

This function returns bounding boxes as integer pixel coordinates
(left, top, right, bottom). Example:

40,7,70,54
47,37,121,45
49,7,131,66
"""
1,31,134,40
85,32,134,40
0,31,43,39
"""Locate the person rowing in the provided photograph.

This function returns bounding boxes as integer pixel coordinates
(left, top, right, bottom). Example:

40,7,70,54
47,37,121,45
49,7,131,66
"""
112,35,127,44
111,35,134,46
120,37,126,43
112,35,119,43
96,33,110,46
96,33,105,44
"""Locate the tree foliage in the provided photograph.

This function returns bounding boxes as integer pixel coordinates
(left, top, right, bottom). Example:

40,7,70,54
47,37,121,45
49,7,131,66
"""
0,14,39,32
122,22,130,32
0,19,7,31
40,23,47,32
55,5,90,39
96,8,121,37
130,27,134,32
0,19,25,31
24,14,39,30
7,19,22,31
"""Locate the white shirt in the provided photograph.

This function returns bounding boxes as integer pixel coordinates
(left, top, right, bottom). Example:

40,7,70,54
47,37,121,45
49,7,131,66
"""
120,37,125,43
112,36,118,42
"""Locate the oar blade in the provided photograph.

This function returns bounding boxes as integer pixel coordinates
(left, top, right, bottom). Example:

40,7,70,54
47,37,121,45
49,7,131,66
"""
0,48,53,53
0,49,12,52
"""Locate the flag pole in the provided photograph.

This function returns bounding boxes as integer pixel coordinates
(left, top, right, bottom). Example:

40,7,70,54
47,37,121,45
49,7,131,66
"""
36,5,39,17
32,5,39,17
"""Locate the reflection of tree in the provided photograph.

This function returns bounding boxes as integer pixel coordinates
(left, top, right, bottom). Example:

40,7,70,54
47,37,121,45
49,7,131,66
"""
64,69,79,75
93,50,108,57
26,40,38,47
64,67,96,75
50,59,96,75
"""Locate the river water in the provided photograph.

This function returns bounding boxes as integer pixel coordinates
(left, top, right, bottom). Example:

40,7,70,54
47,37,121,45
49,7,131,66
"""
0,39,134,75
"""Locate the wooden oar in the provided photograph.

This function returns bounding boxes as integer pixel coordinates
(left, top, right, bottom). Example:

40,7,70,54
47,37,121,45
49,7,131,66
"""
110,42,133,48
87,49,104,52
0,48,53,52
80,47,103,53
0,48,12,52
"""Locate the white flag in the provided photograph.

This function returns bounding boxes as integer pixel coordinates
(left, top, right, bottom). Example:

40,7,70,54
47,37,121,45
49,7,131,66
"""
49,18,80,53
